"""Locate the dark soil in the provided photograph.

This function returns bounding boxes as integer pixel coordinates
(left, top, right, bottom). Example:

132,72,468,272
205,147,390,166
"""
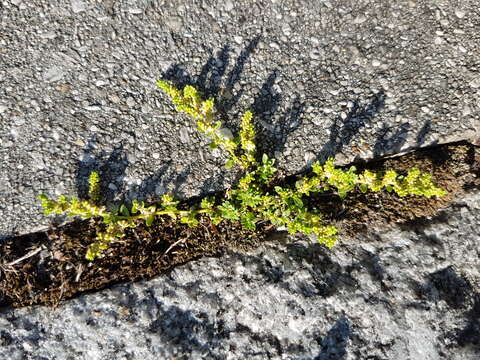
1,142,478,309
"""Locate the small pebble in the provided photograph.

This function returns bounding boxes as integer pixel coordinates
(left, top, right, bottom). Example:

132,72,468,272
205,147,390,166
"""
141,104,151,113
71,0,86,13
85,105,102,111
44,66,64,83
129,8,143,14
234,36,243,45
310,51,321,60
469,77,480,89
454,9,466,18
224,0,234,11
179,127,190,143
353,15,367,24
126,97,136,107
108,95,121,104
269,42,280,50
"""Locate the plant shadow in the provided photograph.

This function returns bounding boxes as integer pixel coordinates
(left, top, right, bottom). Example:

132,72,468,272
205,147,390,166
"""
314,316,351,360
456,294,480,349
75,38,445,208
75,136,196,205
317,90,439,164
75,137,129,205
160,36,304,185
414,266,480,350
416,266,472,309
161,37,260,130
317,91,386,163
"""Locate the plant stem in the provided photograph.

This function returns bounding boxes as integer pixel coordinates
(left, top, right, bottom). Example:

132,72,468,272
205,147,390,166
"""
114,208,213,221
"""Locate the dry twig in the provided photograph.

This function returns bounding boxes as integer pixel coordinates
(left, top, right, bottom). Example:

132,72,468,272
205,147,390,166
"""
2,246,43,267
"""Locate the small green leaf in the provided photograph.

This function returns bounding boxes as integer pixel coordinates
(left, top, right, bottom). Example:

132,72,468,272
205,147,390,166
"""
225,159,235,169
293,196,303,208
181,213,199,227
88,171,101,203
262,153,268,164
338,192,347,199
119,204,130,217
146,215,154,227
131,200,139,214
102,214,113,224
211,215,223,225
201,197,215,209
218,201,240,221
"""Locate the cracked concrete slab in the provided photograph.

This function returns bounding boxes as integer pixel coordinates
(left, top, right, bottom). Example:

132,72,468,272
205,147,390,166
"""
1,1,480,358
0,188,479,359
1,0,479,237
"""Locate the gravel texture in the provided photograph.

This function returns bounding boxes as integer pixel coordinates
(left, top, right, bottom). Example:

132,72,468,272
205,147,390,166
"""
0,188,479,359
1,1,479,357
1,0,480,237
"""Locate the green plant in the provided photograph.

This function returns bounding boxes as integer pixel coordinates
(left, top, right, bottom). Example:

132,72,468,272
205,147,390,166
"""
39,82,446,260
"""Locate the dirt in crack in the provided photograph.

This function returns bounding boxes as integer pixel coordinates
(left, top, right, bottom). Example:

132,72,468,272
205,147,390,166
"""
1,143,478,308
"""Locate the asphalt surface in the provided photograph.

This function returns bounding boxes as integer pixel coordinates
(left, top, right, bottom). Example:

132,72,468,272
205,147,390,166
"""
0,0,479,236
1,1,480,359
1,187,479,359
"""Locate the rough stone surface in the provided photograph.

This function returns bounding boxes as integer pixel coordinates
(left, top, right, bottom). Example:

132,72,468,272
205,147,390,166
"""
1,1,479,357
1,0,480,237
0,189,479,359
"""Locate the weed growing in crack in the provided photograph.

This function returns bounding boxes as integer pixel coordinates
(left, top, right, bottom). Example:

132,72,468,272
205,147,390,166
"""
39,82,446,260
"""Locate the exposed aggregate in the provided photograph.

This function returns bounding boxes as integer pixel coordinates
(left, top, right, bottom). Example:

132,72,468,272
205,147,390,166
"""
0,1,479,358
1,0,479,236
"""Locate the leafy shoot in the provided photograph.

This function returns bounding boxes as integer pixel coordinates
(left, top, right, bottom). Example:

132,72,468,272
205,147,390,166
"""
39,82,447,260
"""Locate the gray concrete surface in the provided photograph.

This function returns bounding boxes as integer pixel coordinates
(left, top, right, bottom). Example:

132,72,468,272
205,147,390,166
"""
0,187,479,359
1,0,479,237
1,1,480,358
